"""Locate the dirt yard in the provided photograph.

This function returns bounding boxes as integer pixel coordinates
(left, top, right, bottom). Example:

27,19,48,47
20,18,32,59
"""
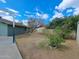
16,32,79,59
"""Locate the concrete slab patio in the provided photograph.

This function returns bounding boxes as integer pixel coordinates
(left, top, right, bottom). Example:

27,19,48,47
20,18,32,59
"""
0,36,22,59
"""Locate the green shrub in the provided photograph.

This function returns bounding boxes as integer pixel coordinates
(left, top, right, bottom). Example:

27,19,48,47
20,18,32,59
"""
48,33,64,48
62,30,71,39
43,28,65,48
55,26,71,39
48,27,64,47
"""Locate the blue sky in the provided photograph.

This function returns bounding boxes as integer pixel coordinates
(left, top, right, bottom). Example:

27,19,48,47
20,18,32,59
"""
0,0,79,25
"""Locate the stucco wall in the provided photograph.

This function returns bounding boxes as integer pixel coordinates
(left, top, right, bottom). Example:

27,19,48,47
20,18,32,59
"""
0,22,8,36
0,22,27,36
8,25,27,36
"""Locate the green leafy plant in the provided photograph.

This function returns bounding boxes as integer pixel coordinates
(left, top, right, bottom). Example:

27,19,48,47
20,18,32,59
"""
55,26,72,39
49,27,64,47
48,33,64,48
62,30,71,39
43,28,65,48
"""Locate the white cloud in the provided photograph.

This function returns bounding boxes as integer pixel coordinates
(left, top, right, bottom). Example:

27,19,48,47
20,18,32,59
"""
0,9,28,25
1,14,28,25
66,9,73,13
25,8,48,19
0,0,6,3
2,16,13,21
35,7,43,13
25,11,31,14
53,11,64,19
55,0,78,11
50,11,64,21
36,12,49,19
0,10,9,15
2,15,18,22
0,10,22,22
22,20,28,26
15,19,20,23
0,10,13,21
73,8,79,15
5,8,22,17
42,14,49,19
0,11,20,23
36,12,41,16
2,15,22,23
24,14,34,18
25,11,49,19
1,15,28,26
6,8,19,14
56,0,79,16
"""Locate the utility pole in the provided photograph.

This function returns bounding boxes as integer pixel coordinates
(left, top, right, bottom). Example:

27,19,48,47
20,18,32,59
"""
12,14,15,43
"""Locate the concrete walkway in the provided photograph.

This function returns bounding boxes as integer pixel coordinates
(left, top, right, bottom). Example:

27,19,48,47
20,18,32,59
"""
0,36,22,59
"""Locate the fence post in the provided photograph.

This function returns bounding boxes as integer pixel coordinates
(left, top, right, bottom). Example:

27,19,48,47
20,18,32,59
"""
77,21,79,45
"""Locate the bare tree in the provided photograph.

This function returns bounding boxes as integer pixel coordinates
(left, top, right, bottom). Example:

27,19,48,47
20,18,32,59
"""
28,17,44,32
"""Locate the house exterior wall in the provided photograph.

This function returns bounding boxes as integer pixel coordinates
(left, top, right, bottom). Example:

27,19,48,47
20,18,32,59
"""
0,22,8,36
0,22,27,36
8,25,13,36
8,25,27,36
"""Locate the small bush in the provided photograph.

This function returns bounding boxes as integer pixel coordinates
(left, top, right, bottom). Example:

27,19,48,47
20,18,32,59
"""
55,26,72,39
43,28,65,48
62,30,71,39
48,33,65,48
